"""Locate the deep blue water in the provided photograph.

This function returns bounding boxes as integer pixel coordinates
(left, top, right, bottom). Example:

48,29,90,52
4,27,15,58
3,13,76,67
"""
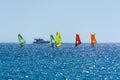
0,43,120,80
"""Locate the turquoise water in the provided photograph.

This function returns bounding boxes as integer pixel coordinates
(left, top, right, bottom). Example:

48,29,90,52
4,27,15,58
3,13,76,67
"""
0,43,120,80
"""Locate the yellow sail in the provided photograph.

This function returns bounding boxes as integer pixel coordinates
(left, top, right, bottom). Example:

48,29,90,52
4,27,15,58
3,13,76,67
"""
56,32,62,47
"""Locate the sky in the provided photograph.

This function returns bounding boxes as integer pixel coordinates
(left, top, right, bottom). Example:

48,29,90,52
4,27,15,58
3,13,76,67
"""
0,0,120,43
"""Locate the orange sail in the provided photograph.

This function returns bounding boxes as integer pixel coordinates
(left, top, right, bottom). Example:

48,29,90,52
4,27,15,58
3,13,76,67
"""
91,33,97,47
75,34,81,47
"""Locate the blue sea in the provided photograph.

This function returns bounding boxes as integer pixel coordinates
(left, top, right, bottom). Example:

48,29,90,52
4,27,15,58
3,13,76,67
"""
0,43,120,80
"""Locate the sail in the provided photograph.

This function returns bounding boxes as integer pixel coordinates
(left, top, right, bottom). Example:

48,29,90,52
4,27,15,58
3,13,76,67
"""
50,34,55,47
75,34,81,47
18,34,25,47
56,32,62,47
91,33,97,47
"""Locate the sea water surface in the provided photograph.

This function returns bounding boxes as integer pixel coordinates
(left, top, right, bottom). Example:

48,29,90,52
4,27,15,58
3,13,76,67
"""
0,43,120,80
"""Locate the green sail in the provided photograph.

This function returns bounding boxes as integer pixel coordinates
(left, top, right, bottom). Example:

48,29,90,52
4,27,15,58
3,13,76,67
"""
50,35,55,47
56,32,62,47
18,34,25,47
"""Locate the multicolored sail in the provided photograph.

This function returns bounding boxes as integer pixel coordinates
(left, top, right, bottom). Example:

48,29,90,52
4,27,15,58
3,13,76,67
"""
50,34,55,47
91,33,97,47
18,34,25,47
75,34,81,47
55,32,62,47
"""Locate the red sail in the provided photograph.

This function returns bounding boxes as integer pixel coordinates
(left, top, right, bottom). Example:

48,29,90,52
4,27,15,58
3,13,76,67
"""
75,34,81,47
91,34,97,47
